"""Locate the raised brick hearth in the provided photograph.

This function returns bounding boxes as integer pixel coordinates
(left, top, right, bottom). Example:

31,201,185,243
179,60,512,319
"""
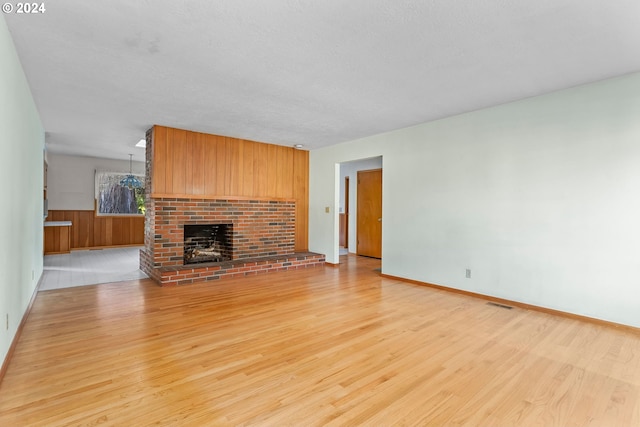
140,197,324,286
141,250,324,286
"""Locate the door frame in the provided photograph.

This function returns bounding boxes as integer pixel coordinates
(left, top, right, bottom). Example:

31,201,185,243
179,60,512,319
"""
335,157,383,264
343,176,349,249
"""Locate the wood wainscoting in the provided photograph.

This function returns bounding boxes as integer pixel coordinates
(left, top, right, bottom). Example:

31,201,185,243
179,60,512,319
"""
45,210,144,250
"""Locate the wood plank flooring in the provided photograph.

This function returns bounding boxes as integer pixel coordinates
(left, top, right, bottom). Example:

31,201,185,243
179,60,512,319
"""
1,255,639,426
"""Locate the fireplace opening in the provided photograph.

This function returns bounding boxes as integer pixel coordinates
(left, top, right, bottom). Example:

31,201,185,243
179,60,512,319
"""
184,224,232,265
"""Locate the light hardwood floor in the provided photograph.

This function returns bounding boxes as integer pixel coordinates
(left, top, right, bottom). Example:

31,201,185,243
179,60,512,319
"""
1,255,639,426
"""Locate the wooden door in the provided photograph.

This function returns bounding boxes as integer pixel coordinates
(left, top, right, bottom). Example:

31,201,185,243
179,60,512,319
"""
357,169,382,258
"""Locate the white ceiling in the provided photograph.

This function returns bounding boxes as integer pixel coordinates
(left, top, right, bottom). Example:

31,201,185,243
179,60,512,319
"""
5,0,640,162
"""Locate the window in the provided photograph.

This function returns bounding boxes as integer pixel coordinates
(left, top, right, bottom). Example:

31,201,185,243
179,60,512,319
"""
95,171,145,216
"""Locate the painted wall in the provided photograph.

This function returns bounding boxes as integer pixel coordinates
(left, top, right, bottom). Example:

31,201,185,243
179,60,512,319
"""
339,157,383,252
47,153,144,210
310,72,640,328
0,16,44,366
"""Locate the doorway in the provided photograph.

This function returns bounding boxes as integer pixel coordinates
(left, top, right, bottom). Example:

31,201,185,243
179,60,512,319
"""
338,156,383,262
356,168,382,259
339,176,349,249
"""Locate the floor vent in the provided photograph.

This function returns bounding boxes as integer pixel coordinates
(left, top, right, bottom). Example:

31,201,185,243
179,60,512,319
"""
486,302,513,310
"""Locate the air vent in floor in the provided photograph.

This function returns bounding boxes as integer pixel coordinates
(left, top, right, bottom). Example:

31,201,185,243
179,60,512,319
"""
486,301,513,310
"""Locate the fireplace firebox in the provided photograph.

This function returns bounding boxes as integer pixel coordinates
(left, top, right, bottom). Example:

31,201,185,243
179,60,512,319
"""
184,224,232,265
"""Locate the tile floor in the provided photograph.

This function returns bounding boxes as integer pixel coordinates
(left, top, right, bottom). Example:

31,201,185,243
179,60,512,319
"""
40,246,148,291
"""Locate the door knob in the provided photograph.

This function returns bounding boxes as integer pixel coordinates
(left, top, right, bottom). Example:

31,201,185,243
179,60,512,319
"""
378,218,382,222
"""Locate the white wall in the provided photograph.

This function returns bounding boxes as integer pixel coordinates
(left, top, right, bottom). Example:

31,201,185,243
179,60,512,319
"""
0,16,45,365
310,72,640,328
339,157,383,252
47,153,144,210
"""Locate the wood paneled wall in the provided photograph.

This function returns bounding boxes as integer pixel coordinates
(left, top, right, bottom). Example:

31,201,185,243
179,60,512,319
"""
151,126,309,251
43,224,70,255
46,210,145,249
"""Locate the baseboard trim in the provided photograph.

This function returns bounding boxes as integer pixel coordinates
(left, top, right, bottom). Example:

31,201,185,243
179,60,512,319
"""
325,262,340,268
0,273,43,384
381,273,640,334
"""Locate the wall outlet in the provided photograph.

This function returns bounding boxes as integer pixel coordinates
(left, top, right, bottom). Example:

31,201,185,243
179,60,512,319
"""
465,269,471,278
325,206,330,213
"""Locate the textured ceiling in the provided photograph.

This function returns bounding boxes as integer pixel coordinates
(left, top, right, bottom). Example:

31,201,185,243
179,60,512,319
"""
5,0,640,161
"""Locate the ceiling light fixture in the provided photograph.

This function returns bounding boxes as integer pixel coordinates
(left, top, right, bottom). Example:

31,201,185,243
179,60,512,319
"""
120,154,143,189
293,144,303,149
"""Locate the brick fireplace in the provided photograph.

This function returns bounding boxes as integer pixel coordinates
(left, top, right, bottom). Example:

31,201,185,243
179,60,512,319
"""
139,127,324,286
140,196,325,286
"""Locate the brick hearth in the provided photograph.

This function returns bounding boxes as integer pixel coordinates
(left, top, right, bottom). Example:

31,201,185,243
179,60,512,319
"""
141,250,324,286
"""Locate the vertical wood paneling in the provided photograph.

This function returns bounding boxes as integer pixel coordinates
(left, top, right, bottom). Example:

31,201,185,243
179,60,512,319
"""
228,137,241,195
293,149,309,251
134,217,145,243
267,144,278,196
242,140,255,197
152,126,167,194
164,129,175,194
278,146,294,198
110,219,120,246
171,128,187,194
275,145,284,196
58,226,70,252
191,132,205,195
105,218,113,246
43,225,71,254
216,136,227,195
45,210,144,250
43,226,55,254
254,142,268,197
184,131,194,195
118,219,126,246
79,211,93,247
121,218,130,246
150,126,309,251
93,215,103,246
203,132,217,195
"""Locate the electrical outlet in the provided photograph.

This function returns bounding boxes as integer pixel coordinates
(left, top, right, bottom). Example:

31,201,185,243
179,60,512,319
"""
465,269,471,278
325,206,330,213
